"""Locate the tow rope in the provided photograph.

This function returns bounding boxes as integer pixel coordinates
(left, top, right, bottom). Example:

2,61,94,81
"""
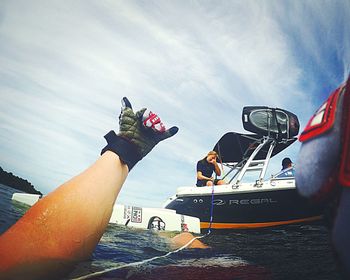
72,185,215,280
207,183,215,234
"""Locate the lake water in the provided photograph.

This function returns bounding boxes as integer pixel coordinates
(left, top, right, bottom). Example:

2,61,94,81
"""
0,183,342,279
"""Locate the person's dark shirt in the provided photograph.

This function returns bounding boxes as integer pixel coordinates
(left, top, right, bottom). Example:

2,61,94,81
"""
196,159,215,186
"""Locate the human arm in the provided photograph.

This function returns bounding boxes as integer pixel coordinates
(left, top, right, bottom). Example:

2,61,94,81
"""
213,161,221,176
170,232,208,249
208,157,221,177
196,171,213,181
0,152,127,279
0,97,178,280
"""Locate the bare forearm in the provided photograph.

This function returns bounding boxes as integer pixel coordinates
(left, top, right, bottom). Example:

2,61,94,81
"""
0,151,128,278
214,162,221,176
197,172,212,181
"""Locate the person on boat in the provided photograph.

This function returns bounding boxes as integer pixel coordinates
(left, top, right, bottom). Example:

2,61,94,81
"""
295,75,350,277
281,157,292,170
278,157,295,178
0,97,201,280
196,151,225,187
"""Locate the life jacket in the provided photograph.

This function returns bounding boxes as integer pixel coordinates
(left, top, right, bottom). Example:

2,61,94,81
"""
339,78,350,187
296,75,350,201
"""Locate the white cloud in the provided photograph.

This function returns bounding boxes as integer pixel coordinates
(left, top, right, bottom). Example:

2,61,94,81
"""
0,0,348,205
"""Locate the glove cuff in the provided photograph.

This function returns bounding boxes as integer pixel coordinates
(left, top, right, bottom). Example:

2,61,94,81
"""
101,130,142,171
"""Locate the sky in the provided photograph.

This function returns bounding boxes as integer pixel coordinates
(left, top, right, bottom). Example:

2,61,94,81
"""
0,0,349,207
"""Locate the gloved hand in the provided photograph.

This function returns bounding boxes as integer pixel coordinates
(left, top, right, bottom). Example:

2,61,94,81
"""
101,97,179,170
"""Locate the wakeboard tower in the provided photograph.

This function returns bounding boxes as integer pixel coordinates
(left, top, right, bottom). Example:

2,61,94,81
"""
164,106,323,230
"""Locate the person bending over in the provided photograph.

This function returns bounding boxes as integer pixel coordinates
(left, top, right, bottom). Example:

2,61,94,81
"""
196,151,225,187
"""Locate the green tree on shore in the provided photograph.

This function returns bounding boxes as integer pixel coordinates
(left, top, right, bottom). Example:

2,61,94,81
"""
0,167,42,195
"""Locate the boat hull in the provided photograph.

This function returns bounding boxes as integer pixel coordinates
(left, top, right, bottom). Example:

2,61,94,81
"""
165,188,323,229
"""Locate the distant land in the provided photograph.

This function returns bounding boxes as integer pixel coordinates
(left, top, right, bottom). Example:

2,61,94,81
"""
0,166,42,195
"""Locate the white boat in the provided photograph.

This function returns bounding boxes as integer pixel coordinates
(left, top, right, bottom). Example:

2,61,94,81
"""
11,193,201,233
12,193,41,206
163,106,324,230
109,204,200,233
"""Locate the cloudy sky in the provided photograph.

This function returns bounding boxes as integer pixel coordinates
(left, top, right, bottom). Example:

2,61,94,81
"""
0,0,349,207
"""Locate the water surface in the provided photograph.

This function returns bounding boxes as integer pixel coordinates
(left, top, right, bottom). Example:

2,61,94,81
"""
0,184,341,279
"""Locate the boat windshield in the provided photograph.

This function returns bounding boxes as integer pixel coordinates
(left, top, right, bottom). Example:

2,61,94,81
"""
272,166,295,179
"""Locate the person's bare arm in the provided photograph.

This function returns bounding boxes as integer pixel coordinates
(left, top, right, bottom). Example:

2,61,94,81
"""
208,158,221,177
196,171,213,181
0,97,178,280
170,232,208,249
213,161,221,176
0,152,127,279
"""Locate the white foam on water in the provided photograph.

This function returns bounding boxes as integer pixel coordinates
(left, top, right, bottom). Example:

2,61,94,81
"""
174,256,249,268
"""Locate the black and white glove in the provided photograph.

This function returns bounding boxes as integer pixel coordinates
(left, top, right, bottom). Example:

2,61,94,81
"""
101,97,178,170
